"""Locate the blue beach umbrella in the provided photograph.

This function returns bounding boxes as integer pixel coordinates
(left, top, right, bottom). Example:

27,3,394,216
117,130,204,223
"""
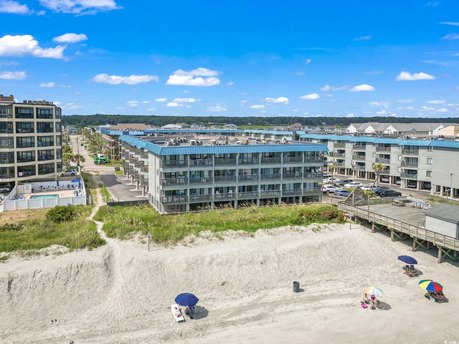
71,178,80,183
175,293,199,307
398,255,418,265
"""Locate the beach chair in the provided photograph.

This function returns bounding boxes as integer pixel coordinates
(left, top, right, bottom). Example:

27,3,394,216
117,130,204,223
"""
171,304,185,323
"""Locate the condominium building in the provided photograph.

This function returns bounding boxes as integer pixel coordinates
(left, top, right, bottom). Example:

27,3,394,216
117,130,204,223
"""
0,95,62,189
120,135,326,214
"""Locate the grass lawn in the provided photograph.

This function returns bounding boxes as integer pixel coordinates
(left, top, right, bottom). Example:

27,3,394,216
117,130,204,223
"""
114,170,123,176
100,186,112,202
0,206,105,253
94,203,345,243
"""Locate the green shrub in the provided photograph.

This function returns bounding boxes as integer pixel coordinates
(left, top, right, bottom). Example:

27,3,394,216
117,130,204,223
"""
46,206,78,223
0,223,24,232
295,204,345,224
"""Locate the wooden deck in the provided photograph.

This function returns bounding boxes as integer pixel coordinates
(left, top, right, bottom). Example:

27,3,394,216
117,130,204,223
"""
325,197,459,262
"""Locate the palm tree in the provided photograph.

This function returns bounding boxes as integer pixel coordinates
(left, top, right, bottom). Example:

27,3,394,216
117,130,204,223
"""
63,152,74,167
373,163,384,186
71,154,85,167
328,163,336,182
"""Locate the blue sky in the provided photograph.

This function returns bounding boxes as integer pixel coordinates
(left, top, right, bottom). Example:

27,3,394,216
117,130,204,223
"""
1,0,459,118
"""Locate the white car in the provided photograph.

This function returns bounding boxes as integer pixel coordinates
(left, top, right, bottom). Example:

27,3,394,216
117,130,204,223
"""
344,182,362,188
323,177,336,184
361,183,376,191
322,184,337,193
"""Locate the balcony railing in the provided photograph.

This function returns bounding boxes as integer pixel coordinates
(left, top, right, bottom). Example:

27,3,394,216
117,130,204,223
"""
380,169,391,175
260,173,281,180
334,162,345,167
214,192,236,200
333,152,345,158
259,190,281,197
354,165,366,170
283,172,302,179
402,149,419,155
214,175,237,183
214,158,236,166
162,177,188,185
190,159,213,167
375,157,390,164
163,161,188,168
282,189,303,196
260,157,282,164
334,142,346,148
189,194,213,202
304,156,324,163
238,191,259,199
238,158,259,165
283,157,303,164
353,145,367,151
401,172,418,179
352,154,366,161
189,176,213,184
376,146,391,152
238,175,259,182
304,172,323,178
401,161,418,167
302,187,322,195
161,195,188,203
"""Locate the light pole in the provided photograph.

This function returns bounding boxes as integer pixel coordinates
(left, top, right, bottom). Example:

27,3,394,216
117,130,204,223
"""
450,172,453,200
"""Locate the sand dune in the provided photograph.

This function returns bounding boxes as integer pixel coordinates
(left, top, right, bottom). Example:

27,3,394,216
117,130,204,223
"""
1,224,458,344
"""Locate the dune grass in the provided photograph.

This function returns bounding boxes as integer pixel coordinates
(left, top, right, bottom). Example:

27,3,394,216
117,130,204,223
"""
0,206,105,253
94,203,345,243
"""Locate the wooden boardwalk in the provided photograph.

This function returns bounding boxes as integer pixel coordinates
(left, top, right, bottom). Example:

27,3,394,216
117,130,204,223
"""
325,197,459,263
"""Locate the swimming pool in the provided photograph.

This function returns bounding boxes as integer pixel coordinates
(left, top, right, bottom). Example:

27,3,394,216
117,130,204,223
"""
30,194,59,200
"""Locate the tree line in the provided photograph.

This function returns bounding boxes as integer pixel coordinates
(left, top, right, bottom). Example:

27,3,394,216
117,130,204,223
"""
62,114,458,128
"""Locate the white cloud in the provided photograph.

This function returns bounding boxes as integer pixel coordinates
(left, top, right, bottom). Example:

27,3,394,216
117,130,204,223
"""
166,67,220,87
39,81,55,88
375,110,388,115
427,100,445,104
437,107,449,113
396,71,435,81
39,0,119,14
354,35,372,41
319,84,349,92
53,33,87,43
147,107,155,112
345,113,355,118
265,96,289,104
172,97,198,103
349,84,375,92
300,93,320,100
166,102,180,107
93,73,159,85
0,34,65,59
369,101,389,107
127,100,140,107
421,106,435,111
227,81,234,86
0,70,26,79
305,58,312,64
442,33,459,40
155,98,167,102
440,21,459,26
250,104,265,109
397,98,414,103
0,0,29,14
207,105,227,112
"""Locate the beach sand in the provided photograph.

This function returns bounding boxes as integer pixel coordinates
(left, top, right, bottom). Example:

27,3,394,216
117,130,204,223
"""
0,223,458,344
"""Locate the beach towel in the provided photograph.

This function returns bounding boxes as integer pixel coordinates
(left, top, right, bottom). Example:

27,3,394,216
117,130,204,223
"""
360,302,368,309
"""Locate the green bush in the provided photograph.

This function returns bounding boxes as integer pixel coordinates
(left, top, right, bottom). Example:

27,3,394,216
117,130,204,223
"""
0,223,24,232
46,206,78,223
295,204,345,224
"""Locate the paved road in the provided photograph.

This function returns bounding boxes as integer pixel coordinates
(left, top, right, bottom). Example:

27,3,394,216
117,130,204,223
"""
99,174,146,201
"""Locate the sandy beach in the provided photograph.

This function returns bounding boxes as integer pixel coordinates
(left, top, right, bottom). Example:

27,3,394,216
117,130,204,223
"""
1,223,458,344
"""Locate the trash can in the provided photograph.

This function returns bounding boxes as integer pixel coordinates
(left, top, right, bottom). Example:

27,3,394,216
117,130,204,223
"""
293,281,300,292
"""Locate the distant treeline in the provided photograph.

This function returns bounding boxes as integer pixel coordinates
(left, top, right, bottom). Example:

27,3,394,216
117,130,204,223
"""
62,114,458,128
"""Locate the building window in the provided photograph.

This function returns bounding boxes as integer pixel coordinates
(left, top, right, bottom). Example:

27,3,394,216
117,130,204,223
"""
426,171,432,177
38,149,55,161
16,122,34,133
37,122,54,133
427,158,432,165
36,108,54,119
15,107,34,119
0,137,14,149
0,106,12,118
16,137,35,148
17,165,36,177
0,122,13,134
37,136,54,147
0,152,14,164
56,135,61,146
0,167,14,178
17,151,35,163
38,163,55,175
56,149,62,160
55,107,61,119
55,122,62,132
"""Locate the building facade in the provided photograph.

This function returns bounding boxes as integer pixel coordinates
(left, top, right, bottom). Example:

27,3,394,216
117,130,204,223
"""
120,135,326,214
0,95,63,189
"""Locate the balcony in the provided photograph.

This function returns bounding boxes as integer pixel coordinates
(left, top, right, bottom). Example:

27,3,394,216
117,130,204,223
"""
304,156,324,163
238,191,259,200
401,161,418,168
189,194,213,202
283,157,303,164
352,154,366,161
304,172,323,179
282,189,303,196
353,144,367,151
214,175,237,183
334,142,346,148
189,176,213,184
161,195,188,204
375,157,390,164
214,158,236,166
238,174,259,182
259,190,281,197
163,161,188,168
333,152,345,158
334,162,345,167
401,172,418,179
162,177,188,185
402,148,419,156
190,159,213,167
376,146,391,153
380,169,391,175
283,172,302,179
354,165,366,170
260,173,281,180
261,157,281,165
214,192,236,201
302,187,322,195
238,158,259,165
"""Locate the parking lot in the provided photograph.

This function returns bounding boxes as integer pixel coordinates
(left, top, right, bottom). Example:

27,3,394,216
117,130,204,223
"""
100,174,147,202
356,202,427,227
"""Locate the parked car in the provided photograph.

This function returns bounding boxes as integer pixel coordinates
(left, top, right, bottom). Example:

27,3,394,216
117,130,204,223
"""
361,183,376,191
373,186,390,195
334,189,351,197
61,168,78,177
379,189,402,198
323,177,336,184
412,200,431,210
335,179,353,186
392,199,407,207
344,182,362,188
322,184,337,193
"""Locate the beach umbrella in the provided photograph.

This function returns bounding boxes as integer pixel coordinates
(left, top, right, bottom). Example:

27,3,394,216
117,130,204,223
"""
175,293,199,307
364,287,384,298
418,280,443,292
398,255,417,265
71,178,80,183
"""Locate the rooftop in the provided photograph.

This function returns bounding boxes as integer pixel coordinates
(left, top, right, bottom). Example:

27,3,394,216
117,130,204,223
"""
425,204,459,224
